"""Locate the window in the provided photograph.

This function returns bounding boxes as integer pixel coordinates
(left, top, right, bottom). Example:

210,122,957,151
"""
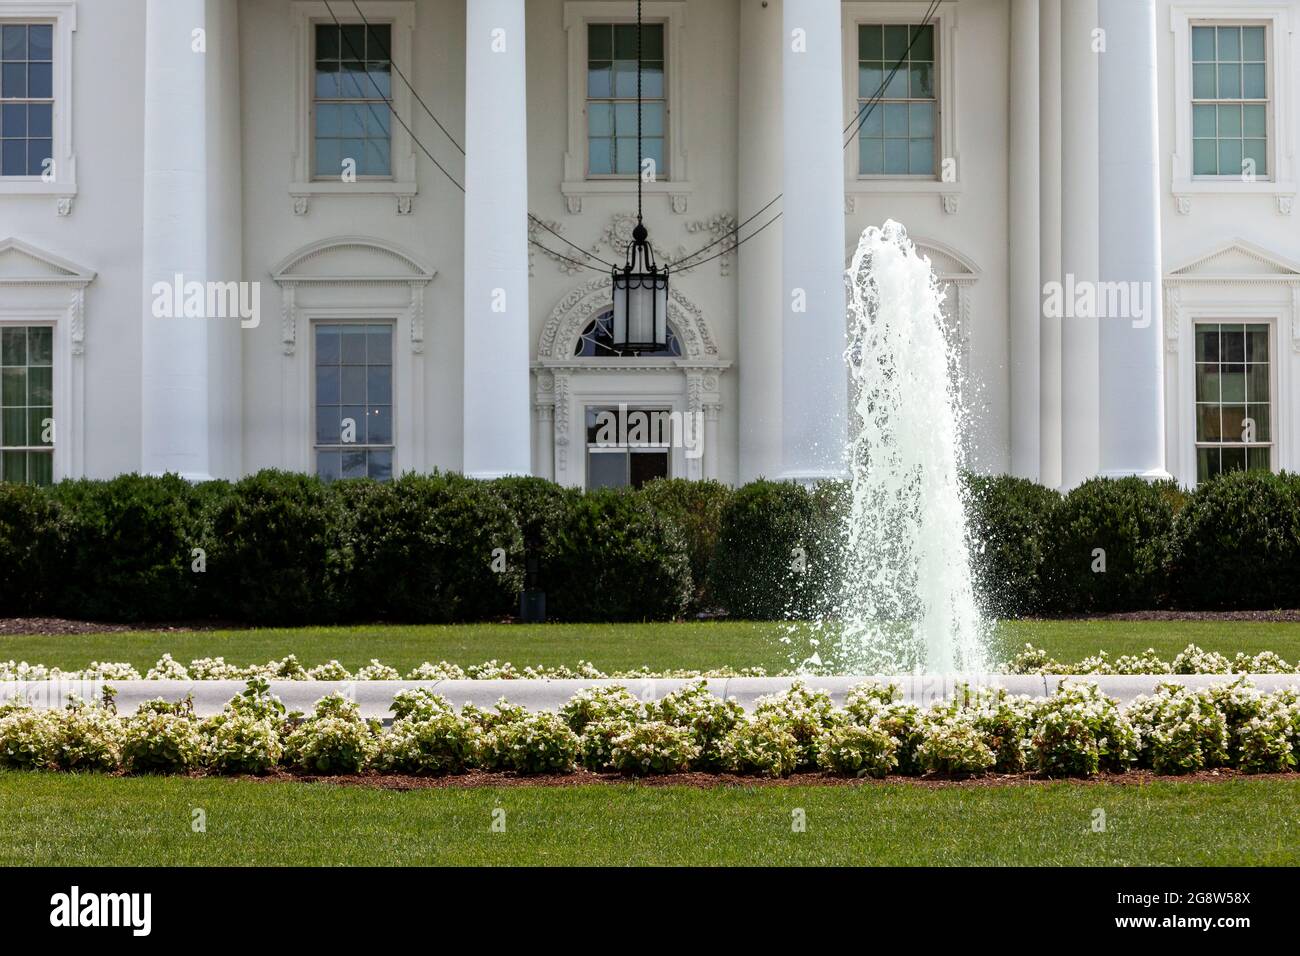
1194,322,1271,481
1191,24,1268,178
586,22,665,177
585,405,670,488
314,323,393,481
574,310,681,357
313,22,392,179
1,325,54,485
856,23,935,176
0,22,53,177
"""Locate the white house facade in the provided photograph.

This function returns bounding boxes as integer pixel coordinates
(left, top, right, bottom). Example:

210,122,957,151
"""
1,0,1298,490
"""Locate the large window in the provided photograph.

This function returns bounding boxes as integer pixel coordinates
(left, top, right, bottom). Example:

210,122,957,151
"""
585,405,670,489
1192,23,1268,178
856,23,935,177
0,22,54,177
314,323,393,481
313,22,392,179
574,310,681,358
586,22,665,177
1,325,53,485
1195,322,1271,482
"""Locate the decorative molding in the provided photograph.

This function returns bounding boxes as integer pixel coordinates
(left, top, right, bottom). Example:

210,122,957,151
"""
1279,195,1294,216
270,236,435,354
56,196,73,217
1165,284,1182,355
565,195,583,215
1175,194,1192,215
942,193,960,215
68,286,84,355
396,194,414,216
685,213,740,277
293,196,310,216
536,275,721,362
670,194,689,215
1166,238,1300,283
1293,284,1300,354
528,212,736,278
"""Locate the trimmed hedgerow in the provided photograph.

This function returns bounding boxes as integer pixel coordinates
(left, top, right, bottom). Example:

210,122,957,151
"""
542,488,692,622
708,479,844,620
964,474,1060,617
348,473,523,623
638,478,733,612
1166,470,1300,610
1041,477,1178,613
0,481,63,616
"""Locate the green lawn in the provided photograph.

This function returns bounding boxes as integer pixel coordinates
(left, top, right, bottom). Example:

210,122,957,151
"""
0,771,1294,866
1,619,1299,674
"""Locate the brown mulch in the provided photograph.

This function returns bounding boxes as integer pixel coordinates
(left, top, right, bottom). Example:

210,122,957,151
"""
244,768,1300,792
0,618,236,636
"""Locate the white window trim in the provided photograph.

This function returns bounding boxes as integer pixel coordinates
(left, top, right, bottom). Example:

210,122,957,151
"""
842,1,960,213
270,236,434,475
561,1,693,214
1188,316,1276,474
0,1,77,211
288,0,417,215
1170,4,1296,214
310,317,397,480
0,238,94,481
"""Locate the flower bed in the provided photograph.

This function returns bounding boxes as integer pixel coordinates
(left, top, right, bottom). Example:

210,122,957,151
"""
2,676,1297,780
1,642,1296,684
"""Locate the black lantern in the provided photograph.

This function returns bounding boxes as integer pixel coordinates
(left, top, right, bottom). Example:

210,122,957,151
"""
612,223,669,352
610,0,669,353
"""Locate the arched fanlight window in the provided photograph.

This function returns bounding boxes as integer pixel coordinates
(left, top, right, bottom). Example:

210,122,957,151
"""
574,309,682,358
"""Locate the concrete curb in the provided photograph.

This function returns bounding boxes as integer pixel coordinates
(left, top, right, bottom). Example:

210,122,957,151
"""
3,674,1298,719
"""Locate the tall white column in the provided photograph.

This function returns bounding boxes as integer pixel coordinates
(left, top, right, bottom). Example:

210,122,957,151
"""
463,0,531,478
738,0,784,482
1038,0,1063,488
780,0,847,480
1009,0,1041,480
142,0,210,479
1059,0,1100,488
1098,0,1168,478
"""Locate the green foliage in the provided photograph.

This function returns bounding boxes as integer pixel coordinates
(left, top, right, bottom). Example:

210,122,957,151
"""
206,470,348,625
477,711,579,774
709,479,843,620
121,708,201,774
47,474,208,621
1031,681,1137,776
1128,685,1229,774
638,478,733,612
651,681,745,770
1042,477,1178,613
719,714,800,778
542,488,692,622
0,707,61,770
0,482,62,615
1166,471,1300,610
816,723,898,777
349,473,522,623
964,474,1060,616
609,720,700,774
376,712,480,775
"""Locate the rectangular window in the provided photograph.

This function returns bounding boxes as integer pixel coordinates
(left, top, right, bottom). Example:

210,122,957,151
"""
1191,23,1268,177
585,406,670,489
586,23,665,178
1195,322,1271,482
314,323,394,482
0,23,54,177
313,22,392,179
1,326,54,486
857,23,935,177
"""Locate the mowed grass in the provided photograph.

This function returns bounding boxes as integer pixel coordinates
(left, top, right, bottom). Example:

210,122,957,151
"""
2,619,1299,674
0,771,1295,866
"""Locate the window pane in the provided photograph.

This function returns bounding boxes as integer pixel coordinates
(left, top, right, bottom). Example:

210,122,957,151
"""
340,327,367,364
28,102,51,138
340,365,366,404
883,66,908,99
27,139,51,176
367,406,392,444
341,449,367,479
1217,63,1240,98
1242,63,1266,98
27,365,51,404
1196,447,1218,483
1220,364,1245,402
910,101,934,137
27,407,50,446
588,451,627,489
859,62,884,99
27,61,51,98
641,64,664,99
908,138,934,174
1,327,26,365
1221,446,1246,473
1243,26,1266,61
1216,26,1240,61
367,325,391,364
1,103,23,136
1,408,24,446
342,405,365,443
612,60,638,97
859,25,883,61
316,24,340,60
368,449,393,481
588,24,612,61
883,102,908,136
317,450,342,483
2,450,24,483
1222,325,1246,362
1247,404,1270,442
1217,104,1241,136
883,25,909,60
614,25,638,60
1196,405,1221,441
1,24,25,60
1192,63,1216,98
366,365,391,404
1217,139,1241,175
588,138,613,175
1243,104,1267,138
316,325,340,365
641,25,664,60
883,138,908,174
588,103,612,137
2,62,25,97
28,327,51,365
910,24,934,60
909,61,933,98
1195,325,1219,361
615,136,638,174
1246,364,1269,404
1192,104,1216,138
316,366,340,405
859,136,883,175
630,450,669,488
641,102,665,137
1,368,25,406
1243,139,1267,176
587,62,611,98
1246,326,1269,362
1195,364,1218,402
316,406,341,444
1192,26,1216,62
1247,447,1270,471
28,451,51,486
362,137,390,176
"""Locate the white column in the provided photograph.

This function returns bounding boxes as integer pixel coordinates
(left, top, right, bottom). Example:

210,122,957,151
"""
781,0,847,480
1038,0,1063,488
738,0,784,482
1009,0,1041,480
463,0,531,478
1098,0,1168,478
142,0,210,479
1059,0,1100,488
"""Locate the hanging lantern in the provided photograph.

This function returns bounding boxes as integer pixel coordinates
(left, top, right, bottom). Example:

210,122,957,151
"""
612,222,669,353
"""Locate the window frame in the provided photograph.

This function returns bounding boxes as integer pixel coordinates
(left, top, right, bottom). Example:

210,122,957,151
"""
311,318,397,482
1189,21,1273,181
289,1,416,213
1170,4,1296,212
852,22,939,180
562,1,692,213
583,403,673,489
0,1,76,204
583,21,668,180
0,322,55,485
842,2,960,208
1190,318,1275,480
310,20,396,183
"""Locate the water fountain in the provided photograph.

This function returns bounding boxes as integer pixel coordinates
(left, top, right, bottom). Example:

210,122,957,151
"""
823,220,989,674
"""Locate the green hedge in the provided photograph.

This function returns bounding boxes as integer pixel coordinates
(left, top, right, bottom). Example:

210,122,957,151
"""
1,468,1298,624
